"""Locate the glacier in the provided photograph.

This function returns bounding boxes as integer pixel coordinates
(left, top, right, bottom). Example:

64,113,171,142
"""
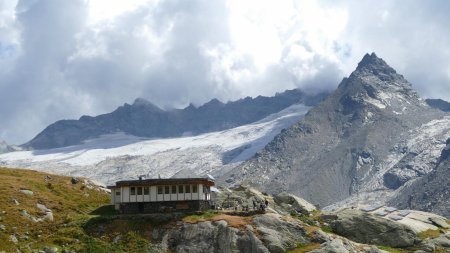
0,104,311,185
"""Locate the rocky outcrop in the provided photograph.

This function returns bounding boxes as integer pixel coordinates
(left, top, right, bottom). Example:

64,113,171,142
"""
389,138,450,217
212,185,317,217
273,192,316,215
328,209,418,248
310,239,349,253
154,213,308,253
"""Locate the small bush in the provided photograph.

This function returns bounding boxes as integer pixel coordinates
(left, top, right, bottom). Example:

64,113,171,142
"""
287,242,321,253
377,245,408,253
321,225,333,233
418,229,441,239
183,210,219,223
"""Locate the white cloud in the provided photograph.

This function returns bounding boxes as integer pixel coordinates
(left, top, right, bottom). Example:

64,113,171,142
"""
0,0,450,144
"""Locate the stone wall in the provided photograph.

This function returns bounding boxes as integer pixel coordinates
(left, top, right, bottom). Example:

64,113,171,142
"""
120,200,211,213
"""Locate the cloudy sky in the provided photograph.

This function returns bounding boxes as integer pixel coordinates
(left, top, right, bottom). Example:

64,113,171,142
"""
1,0,450,144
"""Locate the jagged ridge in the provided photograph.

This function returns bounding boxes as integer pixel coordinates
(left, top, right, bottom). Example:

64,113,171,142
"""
23,89,327,150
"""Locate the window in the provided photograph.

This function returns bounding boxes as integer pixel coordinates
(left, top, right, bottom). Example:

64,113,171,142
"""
157,186,163,195
130,187,136,195
165,185,170,194
171,185,177,194
192,185,198,193
115,191,121,196
144,187,149,195
178,185,184,193
185,185,191,193
137,187,143,195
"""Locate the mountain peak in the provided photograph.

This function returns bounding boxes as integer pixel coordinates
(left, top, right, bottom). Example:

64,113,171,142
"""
359,52,381,65
340,53,420,111
202,98,224,108
132,98,163,111
356,52,395,74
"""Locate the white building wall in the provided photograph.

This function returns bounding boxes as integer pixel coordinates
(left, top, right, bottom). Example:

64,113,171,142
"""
150,186,156,201
157,187,164,201
113,183,211,203
130,187,137,202
123,187,130,203
198,184,204,200
191,184,200,200
114,189,121,203
185,185,191,200
110,191,115,204
144,190,150,202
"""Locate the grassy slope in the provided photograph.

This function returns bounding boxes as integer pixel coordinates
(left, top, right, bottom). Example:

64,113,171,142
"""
3,167,446,253
0,167,117,252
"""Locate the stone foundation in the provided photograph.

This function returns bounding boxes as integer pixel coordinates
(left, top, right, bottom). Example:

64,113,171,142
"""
119,200,211,213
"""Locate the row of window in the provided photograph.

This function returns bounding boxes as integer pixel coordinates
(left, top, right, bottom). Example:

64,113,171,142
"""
127,185,199,196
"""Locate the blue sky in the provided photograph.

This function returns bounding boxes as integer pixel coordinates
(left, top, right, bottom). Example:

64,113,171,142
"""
1,0,450,144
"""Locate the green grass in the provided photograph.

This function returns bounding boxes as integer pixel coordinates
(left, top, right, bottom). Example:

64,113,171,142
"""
417,229,442,239
320,224,333,233
377,245,409,253
287,242,321,253
0,167,153,252
182,210,220,222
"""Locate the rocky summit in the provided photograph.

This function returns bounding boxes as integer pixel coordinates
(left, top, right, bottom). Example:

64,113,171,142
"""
221,53,449,209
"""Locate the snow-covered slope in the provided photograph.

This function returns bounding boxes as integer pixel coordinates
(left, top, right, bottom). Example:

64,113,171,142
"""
0,104,311,185
324,115,450,211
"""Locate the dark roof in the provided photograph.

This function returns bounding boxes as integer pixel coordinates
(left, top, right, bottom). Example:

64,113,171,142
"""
108,178,215,189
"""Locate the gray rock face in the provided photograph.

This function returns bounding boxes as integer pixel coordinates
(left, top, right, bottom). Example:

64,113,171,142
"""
221,53,445,208
160,214,307,253
429,216,450,229
330,209,417,248
310,239,349,253
273,192,316,215
9,234,18,244
23,89,327,149
252,214,308,252
390,139,450,217
19,189,34,196
43,247,58,253
432,236,450,248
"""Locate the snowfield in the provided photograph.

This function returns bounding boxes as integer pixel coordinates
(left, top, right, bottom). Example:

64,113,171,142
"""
0,104,311,185
324,115,450,210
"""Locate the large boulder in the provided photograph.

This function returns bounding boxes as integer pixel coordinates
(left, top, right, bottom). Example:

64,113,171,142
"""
310,239,349,253
253,214,308,253
330,209,418,248
273,192,316,215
